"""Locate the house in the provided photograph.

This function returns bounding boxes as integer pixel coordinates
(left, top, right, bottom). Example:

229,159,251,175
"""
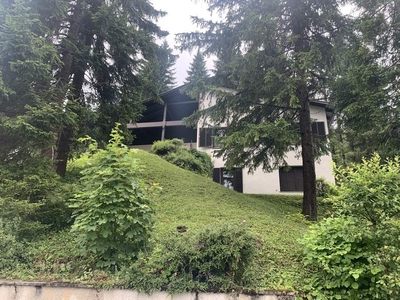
128,85,335,194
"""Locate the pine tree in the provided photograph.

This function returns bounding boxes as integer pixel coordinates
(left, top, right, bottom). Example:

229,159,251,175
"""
0,0,170,176
0,0,62,166
158,41,178,92
181,50,208,100
178,0,348,220
52,0,168,176
138,40,177,101
330,0,400,165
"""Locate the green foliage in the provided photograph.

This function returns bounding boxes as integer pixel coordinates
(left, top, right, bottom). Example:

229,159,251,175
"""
70,125,157,267
181,50,209,100
139,40,177,100
0,161,73,240
128,223,256,293
0,219,26,271
178,0,347,220
0,149,308,291
26,230,97,281
151,139,213,177
301,154,400,299
0,0,63,167
315,177,335,198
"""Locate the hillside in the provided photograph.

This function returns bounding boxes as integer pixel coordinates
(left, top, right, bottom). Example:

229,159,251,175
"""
135,150,309,291
1,149,310,293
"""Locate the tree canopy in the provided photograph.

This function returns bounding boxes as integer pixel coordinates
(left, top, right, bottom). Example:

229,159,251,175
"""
0,0,174,176
330,0,400,165
178,0,348,220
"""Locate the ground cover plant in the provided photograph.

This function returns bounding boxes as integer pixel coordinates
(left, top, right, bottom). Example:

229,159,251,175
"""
0,144,309,293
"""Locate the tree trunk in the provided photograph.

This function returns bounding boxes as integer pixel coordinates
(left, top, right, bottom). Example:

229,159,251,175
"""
298,88,317,221
289,0,317,220
54,0,84,176
54,0,99,176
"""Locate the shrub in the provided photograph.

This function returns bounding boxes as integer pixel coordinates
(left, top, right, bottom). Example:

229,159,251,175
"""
151,139,213,177
70,125,157,268
315,177,335,198
151,138,184,156
301,154,400,299
128,223,256,293
0,161,72,240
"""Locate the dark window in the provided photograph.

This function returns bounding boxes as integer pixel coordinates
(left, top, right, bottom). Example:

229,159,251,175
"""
199,128,225,148
213,168,243,193
165,126,197,143
166,102,198,121
312,122,326,136
279,166,303,192
131,127,162,145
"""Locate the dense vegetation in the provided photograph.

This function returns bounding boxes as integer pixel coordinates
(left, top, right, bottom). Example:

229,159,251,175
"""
0,135,309,292
1,0,400,298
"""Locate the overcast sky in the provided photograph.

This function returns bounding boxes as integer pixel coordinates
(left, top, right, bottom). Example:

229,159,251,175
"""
150,0,213,86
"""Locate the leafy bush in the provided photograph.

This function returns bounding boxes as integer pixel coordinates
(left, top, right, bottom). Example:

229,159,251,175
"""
151,138,184,156
128,223,256,293
0,161,73,240
315,177,335,198
70,125,157,268
151,139,213,177
301,154,400,299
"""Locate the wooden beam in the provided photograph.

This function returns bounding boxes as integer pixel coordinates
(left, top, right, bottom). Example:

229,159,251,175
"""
127,120,184,129
161,103,167,141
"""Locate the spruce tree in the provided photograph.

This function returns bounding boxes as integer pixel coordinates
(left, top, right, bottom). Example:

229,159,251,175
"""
181,50,208,100
0,0,170,176
139,40,177,101
179,0,348,220
0,0,62,166
330,0,400,165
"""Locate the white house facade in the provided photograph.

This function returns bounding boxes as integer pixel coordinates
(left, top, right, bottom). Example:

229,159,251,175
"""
128,85,335,194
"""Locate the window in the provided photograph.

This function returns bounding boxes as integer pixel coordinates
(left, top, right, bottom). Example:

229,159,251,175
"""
312,121,326,136
279,166,303,192
213,168,243,193
199,128,225,148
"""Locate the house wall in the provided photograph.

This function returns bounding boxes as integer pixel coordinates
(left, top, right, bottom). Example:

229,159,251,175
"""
197,104,335,195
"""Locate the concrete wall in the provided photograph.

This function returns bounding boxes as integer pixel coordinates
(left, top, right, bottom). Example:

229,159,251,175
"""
0,281,295,300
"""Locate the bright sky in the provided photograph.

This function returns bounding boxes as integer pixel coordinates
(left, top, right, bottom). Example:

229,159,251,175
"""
151,0,213,86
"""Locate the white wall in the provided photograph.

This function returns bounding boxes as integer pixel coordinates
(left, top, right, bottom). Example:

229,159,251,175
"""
197,103,335,194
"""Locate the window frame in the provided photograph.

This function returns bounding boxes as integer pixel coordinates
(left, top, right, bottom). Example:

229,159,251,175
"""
279,166,304,192
311,121,326,137
199,127,226,148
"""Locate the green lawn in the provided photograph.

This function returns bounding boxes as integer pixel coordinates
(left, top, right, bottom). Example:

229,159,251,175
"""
136,150,310,291
1,150,312,293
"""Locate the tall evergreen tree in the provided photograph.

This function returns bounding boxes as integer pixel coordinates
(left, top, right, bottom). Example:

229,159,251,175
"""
0,0,62,166
0,0,169,176
181,50,209,100
179,0,347,220
139,40,177,101
52,0,168,176
330,0,400,165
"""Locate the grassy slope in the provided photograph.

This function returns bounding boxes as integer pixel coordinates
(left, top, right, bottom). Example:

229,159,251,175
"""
2,150,310,291
135,150,310,291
